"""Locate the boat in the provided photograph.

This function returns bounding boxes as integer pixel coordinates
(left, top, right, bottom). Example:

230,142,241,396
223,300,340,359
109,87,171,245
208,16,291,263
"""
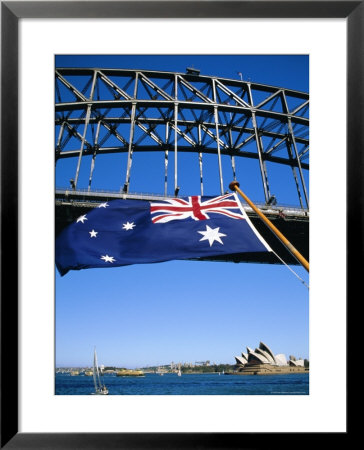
177,369,181,376
92,348,109,395
116,369,145,377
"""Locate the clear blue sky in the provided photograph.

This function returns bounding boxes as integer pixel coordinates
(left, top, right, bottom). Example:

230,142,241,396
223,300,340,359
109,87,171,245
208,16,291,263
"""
55,55,309,368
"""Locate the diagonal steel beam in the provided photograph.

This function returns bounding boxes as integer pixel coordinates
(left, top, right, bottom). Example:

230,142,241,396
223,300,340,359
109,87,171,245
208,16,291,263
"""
55,71,88,102
177,75,214,104
139,72,174,100
215,79,250,108
256,89,283,110
98,71,132,100
291,99,309,116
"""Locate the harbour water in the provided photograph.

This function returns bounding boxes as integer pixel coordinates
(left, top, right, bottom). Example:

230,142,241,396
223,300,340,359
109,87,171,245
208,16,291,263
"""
55,372,309,395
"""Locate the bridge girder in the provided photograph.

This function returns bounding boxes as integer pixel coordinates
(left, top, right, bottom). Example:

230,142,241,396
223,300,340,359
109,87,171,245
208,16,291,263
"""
55,68,309,208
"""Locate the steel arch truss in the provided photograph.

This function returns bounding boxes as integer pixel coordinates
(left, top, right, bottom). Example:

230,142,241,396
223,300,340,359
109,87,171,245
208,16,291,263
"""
55,68,309,209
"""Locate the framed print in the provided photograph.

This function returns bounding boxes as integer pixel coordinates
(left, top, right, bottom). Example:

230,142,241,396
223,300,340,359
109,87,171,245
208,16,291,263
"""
1,0,359,447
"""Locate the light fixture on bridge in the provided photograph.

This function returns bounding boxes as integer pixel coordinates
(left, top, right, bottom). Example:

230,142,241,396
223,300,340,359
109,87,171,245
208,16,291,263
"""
267,195,277,206
70,179,75,190
175,186,180,196
122,182,129,193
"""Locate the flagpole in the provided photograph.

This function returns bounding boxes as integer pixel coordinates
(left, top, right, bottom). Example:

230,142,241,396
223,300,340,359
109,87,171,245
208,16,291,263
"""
229,181,309,273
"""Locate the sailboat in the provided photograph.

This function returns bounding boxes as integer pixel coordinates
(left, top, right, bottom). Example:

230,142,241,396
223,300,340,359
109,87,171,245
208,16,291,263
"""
92,348,109,395
177,363,181,376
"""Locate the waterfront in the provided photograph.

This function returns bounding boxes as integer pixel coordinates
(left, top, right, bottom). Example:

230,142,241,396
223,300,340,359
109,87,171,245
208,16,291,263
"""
55,372,309,395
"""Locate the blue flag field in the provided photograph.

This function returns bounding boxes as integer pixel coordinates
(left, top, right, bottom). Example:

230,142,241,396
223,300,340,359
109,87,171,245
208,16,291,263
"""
56,193,271,276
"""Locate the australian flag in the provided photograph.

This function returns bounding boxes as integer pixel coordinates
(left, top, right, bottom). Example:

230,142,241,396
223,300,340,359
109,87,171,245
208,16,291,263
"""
55,193,271,276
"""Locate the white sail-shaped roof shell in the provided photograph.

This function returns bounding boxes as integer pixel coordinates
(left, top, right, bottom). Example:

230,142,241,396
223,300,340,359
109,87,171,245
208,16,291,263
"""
289,359,305,366
295,359,304,367
248,351,269,364
256,348,275,363
235,356,247,366
275,354,288,366
259,342,276,363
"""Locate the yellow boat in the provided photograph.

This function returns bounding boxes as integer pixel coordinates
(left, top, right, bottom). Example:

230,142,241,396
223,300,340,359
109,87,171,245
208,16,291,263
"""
116,369,145,377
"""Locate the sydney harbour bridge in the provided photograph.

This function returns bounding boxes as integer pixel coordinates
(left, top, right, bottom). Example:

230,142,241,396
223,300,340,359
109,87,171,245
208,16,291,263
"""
55,67,309,266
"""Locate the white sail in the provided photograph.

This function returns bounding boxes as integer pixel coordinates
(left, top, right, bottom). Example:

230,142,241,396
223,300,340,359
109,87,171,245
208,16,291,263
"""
93,348,98,391
95,350,102,388
93,347,108,395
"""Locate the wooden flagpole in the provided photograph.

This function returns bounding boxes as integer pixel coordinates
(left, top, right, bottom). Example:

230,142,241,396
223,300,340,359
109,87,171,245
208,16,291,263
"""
229,181,309,273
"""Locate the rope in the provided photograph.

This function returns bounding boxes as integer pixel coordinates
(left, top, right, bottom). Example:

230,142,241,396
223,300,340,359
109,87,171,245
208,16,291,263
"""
271,248,309,289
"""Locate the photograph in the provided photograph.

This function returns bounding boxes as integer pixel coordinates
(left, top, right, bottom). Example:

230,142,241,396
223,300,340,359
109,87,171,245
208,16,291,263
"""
55,54,310,396
1,0,356,445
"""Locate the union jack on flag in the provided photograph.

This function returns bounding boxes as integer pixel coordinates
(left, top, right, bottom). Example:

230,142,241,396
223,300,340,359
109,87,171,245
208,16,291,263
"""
150,193,245,223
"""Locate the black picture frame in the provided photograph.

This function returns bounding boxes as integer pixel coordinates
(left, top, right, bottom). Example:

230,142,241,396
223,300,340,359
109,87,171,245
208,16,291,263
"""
1,1,358,448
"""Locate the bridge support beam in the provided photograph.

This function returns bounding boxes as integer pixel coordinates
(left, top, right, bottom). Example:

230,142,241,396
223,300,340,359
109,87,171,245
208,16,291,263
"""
174,102,179,195
73,70,97,190
56,122,65,160
213,105,224,195
198,123,204,196
252,111,271,203
88,120,101,191
212,78,224,195
124,73,139,193
287,118,309,209
74,104,91,190
247,83,271,204
164,122,170,197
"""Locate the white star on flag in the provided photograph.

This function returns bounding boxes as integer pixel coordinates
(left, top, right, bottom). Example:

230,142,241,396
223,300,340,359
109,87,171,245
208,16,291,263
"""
122,221,136,230
198,225,226,246
98,202,109,208
76,215,87,223
89,230,98,238
100,255,116,263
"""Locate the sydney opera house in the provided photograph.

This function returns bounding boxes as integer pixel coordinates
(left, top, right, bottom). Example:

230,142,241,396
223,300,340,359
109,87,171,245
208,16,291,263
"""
232,341,308,375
